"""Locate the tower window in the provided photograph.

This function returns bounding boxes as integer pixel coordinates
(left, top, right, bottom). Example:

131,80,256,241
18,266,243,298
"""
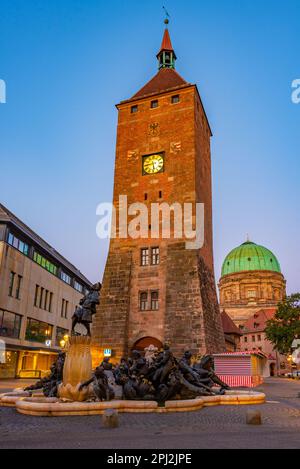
151,100,158,109
144,193,148,201
151,247,160,265
140,292,148,311
131,105,138,113
151,291,159,310
159,191,162,199
247,290,256,299
141,248,149,266
171,95,180,104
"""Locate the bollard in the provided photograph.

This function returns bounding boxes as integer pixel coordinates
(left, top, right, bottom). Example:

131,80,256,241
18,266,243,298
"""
246,410,262,425
102,409,119,428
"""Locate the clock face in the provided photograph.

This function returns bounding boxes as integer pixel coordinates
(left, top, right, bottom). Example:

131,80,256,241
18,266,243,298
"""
143,153,164,175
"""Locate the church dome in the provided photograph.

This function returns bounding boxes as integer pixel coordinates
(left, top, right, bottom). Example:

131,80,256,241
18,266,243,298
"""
221,241,281,277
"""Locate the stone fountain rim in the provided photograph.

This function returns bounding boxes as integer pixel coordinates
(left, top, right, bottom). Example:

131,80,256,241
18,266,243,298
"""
0,390,266,415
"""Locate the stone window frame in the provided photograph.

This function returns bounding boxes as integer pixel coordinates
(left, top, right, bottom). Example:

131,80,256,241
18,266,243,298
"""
141,248,149,266
131,105,138,114
139,291,148,311
139,290,159,311
150,290,159,310
171,94,180,104
151,247,160,265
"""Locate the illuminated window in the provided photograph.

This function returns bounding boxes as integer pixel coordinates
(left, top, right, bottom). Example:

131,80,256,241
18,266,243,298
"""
141,248,149,266
140,292,148,311
25,318,53,344
151,291,159,310
56,327,69,346
33,251,57,276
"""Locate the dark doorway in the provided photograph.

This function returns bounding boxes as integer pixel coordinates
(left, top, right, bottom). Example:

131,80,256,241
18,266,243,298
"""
269,362,276,377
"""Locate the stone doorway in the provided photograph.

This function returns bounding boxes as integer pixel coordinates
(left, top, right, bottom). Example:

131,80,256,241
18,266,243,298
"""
132,337,163,353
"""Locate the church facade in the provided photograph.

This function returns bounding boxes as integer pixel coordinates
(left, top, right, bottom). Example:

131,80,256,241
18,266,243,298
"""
92,25,225,361
218,240,286,329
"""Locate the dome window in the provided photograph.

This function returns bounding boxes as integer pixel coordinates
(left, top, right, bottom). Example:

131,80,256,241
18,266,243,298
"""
248,257,251,262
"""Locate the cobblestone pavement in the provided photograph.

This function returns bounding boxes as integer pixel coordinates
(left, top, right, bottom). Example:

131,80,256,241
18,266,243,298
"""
0,378,300,449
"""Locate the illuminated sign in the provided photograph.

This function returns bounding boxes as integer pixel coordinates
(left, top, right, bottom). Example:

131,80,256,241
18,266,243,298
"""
104,348,112,357
45,340,52,347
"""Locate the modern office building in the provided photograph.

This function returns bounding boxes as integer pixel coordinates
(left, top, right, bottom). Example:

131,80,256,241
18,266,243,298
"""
0,203,92,378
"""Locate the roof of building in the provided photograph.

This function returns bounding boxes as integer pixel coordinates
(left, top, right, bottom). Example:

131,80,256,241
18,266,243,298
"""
221,240,282,277
213,350,268,359
243,308,277,333
0,203,92,287
221,310,243,336
131,68,189,100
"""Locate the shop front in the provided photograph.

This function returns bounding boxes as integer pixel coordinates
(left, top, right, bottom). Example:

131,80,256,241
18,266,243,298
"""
0,344,58,379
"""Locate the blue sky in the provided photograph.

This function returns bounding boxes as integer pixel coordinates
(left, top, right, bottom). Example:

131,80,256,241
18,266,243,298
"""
0,0,299,293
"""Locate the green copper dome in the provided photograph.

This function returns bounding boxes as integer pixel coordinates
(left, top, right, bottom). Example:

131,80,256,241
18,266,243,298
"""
221,241,281,277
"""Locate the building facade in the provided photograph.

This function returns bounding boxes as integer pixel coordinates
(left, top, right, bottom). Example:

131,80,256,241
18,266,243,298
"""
0,204,92,379
239,309,288,376
92,26,225,362
221,310,242,352
219,240,286,329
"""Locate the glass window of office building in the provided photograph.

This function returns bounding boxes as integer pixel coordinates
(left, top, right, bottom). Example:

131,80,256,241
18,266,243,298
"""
25,318,53,344
0,310,21,338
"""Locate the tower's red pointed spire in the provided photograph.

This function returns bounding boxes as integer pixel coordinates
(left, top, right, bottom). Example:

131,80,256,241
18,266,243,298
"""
156,20,177,69
159,28,174,53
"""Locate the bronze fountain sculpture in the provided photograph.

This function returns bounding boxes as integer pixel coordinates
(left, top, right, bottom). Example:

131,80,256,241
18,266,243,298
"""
25,283,230,403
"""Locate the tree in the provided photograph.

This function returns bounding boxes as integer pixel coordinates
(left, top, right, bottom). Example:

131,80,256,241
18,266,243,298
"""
265,294,300,355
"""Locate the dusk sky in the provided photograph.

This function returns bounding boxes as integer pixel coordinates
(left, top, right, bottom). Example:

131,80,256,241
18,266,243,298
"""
1,0,299,293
